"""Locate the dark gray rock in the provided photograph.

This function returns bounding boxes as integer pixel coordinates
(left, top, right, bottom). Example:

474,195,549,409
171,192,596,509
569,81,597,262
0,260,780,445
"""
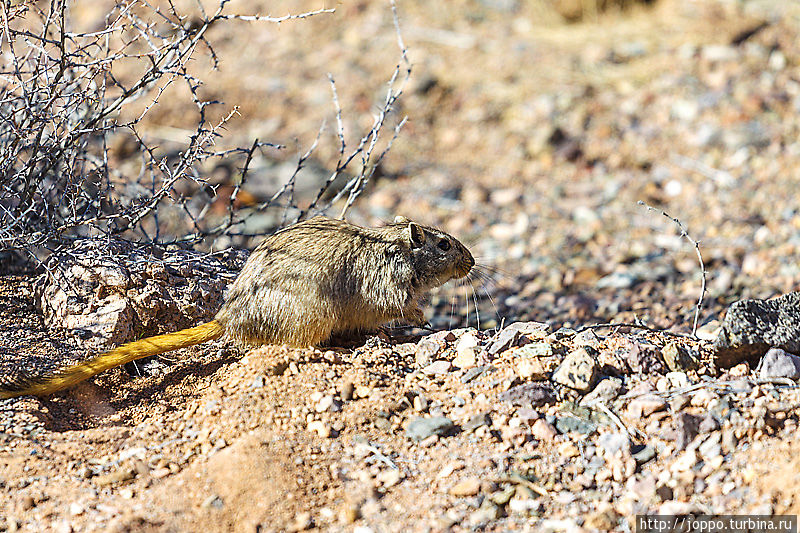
673,412,701,451
757,347,800,379
714,292,800,367
405,416,455,441
497,382,556,407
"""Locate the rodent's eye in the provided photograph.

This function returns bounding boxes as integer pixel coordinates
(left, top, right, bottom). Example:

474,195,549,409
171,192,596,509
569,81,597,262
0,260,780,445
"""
437,238,451,251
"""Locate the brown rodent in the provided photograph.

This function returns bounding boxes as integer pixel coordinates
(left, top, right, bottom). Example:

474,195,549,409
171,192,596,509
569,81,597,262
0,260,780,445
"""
0,216,474,398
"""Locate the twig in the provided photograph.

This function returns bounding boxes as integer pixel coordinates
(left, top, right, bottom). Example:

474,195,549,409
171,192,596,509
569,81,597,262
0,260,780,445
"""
638,201,708,338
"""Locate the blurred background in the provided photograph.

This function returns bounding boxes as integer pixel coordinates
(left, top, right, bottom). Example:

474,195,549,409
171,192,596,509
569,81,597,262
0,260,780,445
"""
7,0,800,332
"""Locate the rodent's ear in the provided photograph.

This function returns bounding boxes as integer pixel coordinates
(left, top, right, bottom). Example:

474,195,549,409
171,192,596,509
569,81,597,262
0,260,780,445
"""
394,215,410,224
407,222,426,248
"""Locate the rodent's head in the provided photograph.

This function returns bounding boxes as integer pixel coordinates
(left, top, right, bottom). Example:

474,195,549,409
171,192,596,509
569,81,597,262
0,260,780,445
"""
391,216,474,290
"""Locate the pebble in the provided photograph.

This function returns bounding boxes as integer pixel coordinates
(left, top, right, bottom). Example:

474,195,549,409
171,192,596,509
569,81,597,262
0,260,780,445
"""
531,418,557,441
758,348,800,379
422,360,452,375
448,477,482,497
307,421,332,438
405,416,455,441
597,432,630,456
662,342,697,372
498,382,556,407
628,394,667,418
551,347,599,392
580,377,623,405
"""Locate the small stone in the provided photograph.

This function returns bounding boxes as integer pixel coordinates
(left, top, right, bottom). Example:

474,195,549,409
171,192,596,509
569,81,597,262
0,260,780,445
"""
453,347,477,369
690,389,717,407
308,420,332,438
448,477,482,497
758,347,800,379
531,419,557,441
469,501,501,526
340,380,354,401
572,329,602,349
413,395,429,412
558,442,579,458
516,357,552,380
376,469,402,488
416,337,444,366
69,502,84,516
94,468,135,487
580,377,623,405
406,416,455,441
422,360,452,375
670,450,698,472
487,321,550,355
460,365,490,383
289,512,313,532
698,433,722,459
666,371,690,388
551,347,598,392
662,342,697,372
463,413,491,431
555,416,596,435
673,413,701,451
628,394,667,418
315,395,342,413
355,385,371,399
597,432,630,457
698,414,720,433
632,445,656,465
498,382,556,407
516,342,553,358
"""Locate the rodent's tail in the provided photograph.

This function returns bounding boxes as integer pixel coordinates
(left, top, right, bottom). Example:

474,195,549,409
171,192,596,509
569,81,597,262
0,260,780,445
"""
0,320,225,399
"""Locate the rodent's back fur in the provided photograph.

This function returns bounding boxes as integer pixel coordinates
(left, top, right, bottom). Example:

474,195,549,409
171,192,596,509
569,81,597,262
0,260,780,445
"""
0,216,474,398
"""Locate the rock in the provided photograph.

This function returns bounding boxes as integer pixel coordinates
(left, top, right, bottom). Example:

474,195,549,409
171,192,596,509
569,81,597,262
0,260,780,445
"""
555,415,597,435
698,432,722,460
35,238,243,350
632,445,656,465
422,360,452,375
453,347,478,369
597,432,630,456
486,321,550,355
406,416,455,441
628,395,667,418
497,382,556,407
673,413,701,451
758,347,800,379
552,347,598,392
416,337,444,367
572,329,602,349
463,413,491,431
460,365,491,383
531,419,557,441
448,477,482,497
516,357,553,380
580,377,623,406
698,414,720,433
468,501,501,527
662,342,698,372
714,292,800,367
307,421,332,438
516,342,553,357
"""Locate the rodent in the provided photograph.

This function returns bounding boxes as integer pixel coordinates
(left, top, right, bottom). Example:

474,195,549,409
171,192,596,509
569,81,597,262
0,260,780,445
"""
0,216,474,398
